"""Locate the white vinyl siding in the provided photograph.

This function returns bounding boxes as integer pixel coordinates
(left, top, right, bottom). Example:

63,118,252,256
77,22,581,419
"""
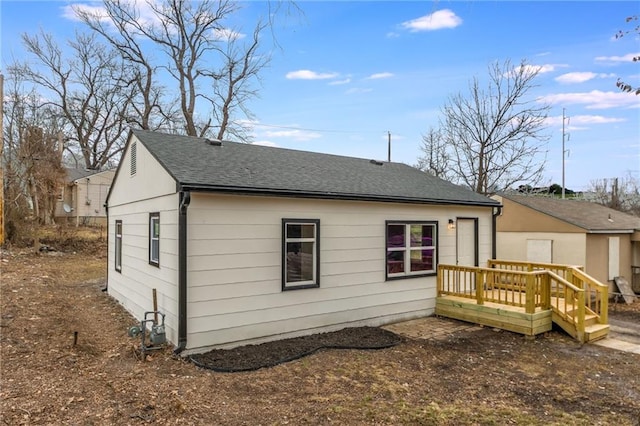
108,194,179,345
184,193,493,352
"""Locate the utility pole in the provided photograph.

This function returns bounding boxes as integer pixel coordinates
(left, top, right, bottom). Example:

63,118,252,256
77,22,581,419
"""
0,73,4,244
561,108,570,199
387,131,391,162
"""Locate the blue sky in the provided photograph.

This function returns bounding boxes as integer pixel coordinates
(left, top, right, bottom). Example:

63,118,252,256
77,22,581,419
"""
2,1,639,191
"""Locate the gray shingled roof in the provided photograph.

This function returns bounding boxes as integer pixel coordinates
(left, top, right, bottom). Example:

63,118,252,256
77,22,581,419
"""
132,130,499,206
65,167,97,182
502,193,640,232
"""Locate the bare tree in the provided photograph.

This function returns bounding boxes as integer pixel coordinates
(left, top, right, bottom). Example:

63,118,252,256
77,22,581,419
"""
2,72,66,237
422,60,550,194
416,127,454,181
14,30,134,170
75,0,272,140
73,0,178,131
588,175,640,216
19,126,66,224
615,15,639,95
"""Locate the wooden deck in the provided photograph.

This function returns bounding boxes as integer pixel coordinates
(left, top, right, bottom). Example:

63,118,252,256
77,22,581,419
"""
436,293,552,336
437,261,610,343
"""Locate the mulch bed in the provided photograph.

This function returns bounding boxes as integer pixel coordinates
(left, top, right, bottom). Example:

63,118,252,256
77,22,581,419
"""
189,326,403,372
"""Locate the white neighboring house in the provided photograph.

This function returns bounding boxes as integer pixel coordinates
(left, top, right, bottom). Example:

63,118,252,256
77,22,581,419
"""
56,168,115,226
106,130,501,355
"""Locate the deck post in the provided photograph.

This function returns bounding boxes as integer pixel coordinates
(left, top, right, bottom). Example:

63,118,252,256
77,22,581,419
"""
541,273,551,310
600,286,608,324
437,265,442,296
576,290,586,343
475,270,484,305
525,273,535,314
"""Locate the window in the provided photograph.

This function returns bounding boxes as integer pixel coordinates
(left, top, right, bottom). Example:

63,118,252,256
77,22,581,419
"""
130,142,137,176
282,219,320,290
386,221,437,279
115,220,122,272
149,213,160,267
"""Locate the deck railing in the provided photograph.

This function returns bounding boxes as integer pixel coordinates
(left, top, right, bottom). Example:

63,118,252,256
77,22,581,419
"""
437,264,547,313
438,260,609,342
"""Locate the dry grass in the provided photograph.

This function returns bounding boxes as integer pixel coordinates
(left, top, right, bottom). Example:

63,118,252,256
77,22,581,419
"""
1,231,640,425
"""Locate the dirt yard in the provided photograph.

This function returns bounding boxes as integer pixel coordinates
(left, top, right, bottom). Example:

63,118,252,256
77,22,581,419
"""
1,232,640,425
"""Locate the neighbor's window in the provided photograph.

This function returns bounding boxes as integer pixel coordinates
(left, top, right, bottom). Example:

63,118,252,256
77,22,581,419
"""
282,219,320,290
386,221,437,279
149,212,160,267
115,220,122,272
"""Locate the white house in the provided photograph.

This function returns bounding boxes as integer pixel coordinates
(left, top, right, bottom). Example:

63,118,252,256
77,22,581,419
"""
106,130,500,354
55,168,115,226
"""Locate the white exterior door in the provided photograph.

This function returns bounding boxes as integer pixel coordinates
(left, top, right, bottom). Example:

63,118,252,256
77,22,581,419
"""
456,218,477,267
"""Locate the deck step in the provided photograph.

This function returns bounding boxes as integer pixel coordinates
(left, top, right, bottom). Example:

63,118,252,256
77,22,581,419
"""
585,323,610,342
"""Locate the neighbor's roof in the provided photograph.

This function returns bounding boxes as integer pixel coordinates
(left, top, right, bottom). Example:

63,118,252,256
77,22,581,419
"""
501,193,640,232
131,130,499,207
65,167,115,183
65,167,96,182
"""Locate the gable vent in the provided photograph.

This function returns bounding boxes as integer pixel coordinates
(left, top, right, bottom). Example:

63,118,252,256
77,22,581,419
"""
205,138,222,146
369,159,384,166
130,142,137,176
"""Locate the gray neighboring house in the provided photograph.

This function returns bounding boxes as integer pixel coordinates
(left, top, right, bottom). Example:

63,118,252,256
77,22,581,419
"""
106,130,500,354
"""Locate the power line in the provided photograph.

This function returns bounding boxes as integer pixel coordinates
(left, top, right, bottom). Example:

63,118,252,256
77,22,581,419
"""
250,122,387,135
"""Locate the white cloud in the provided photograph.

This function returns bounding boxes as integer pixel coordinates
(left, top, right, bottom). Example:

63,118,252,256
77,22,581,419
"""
286,70,339,80
63,1,162,32
524,64,558,75
366,72,394,80
555,72,615,84
62,4,107,21
595,52,640,63
539,90,640,109
401,9,462,32
386,31,400,39
251,141,278,147
504,63,561,78
264,129,321,141
213,28,245,41
545,114,626,127
329,78,351,85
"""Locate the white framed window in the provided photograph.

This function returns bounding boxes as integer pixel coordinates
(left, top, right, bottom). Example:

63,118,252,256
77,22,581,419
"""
115,220,122,272
386,221,437,280
282,219,320,290
149,212,160,267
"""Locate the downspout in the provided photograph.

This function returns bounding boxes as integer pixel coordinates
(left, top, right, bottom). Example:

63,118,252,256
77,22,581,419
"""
492,206,502,260
174,190,191,355
102,202,108,292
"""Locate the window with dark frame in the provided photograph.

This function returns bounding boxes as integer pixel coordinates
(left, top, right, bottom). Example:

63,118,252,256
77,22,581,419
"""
282,219,320,290
386,221,437,279
149,213,160,267
115,220,122,272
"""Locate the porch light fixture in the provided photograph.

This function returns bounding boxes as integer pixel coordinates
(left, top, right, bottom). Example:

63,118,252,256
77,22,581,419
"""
448,219,456,230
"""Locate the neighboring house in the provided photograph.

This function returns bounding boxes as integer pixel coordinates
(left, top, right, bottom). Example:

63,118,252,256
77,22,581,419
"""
106,130,500,354
55,168,115,226
494,193,640,293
